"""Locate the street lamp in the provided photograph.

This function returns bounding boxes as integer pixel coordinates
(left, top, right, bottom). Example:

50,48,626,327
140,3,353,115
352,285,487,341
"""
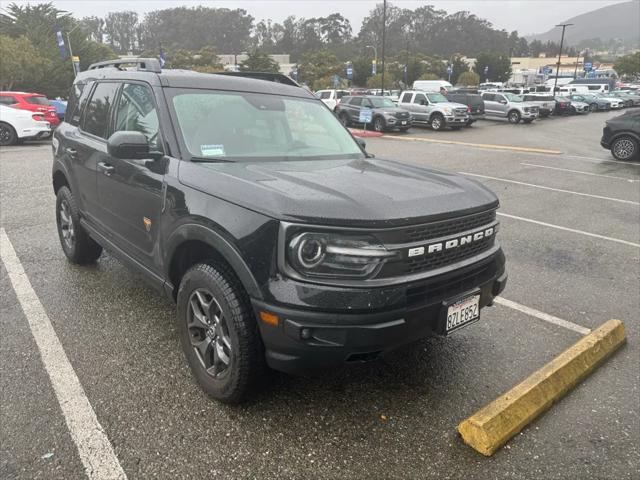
552,23,573,94
365,45,378,75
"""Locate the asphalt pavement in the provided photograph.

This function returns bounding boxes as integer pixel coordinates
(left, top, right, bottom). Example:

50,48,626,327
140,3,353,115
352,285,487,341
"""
1,110,638,479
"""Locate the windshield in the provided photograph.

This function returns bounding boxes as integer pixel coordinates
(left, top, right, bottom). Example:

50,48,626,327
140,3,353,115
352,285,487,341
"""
426,93,448,103
503,93,523,102
170,89,363,161
25,95,50,106
369,97,396,108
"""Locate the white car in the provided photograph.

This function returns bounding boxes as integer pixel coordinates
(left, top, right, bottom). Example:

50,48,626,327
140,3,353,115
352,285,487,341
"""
0,105,51,146
315,89,349,111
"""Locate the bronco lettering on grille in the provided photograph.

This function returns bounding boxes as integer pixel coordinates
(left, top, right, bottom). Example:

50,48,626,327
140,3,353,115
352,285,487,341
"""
407,227,495,258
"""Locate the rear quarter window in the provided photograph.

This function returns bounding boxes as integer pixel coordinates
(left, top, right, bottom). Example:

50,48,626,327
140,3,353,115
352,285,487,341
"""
24,96,50,106
66,82,87,126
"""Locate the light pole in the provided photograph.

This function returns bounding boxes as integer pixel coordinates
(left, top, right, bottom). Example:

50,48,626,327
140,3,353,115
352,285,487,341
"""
66,23,81,76
380,0,387,92
366,45,378,76
552,23,573,94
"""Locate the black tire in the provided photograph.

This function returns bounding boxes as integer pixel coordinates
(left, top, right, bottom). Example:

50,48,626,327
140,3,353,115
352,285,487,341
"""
55,186,103,264
0,122,17,146
177,263,266,403
465,120,475,127
507,110,521,124
430,113,444,131
522,119,534,124
339,112,350,127
610,135,639,161
373,116,385,132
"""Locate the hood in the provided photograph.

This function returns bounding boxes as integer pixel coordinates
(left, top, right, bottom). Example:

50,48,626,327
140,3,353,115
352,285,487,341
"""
373,106,408,115
179,158,498,228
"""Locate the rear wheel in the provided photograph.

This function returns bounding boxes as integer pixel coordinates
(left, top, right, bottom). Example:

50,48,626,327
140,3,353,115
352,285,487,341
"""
611,136,639,161
55,186,103,264
430,113,444,131
508,110,521,124
0,122,17,146
177,263,266,403
339,112,350,127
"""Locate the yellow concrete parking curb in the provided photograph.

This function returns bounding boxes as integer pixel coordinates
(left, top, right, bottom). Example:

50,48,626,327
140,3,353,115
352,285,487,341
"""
382,134,563,155
457,319,626,456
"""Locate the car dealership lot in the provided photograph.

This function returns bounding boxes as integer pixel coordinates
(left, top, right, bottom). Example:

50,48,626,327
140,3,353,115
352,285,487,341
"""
1,111,638,479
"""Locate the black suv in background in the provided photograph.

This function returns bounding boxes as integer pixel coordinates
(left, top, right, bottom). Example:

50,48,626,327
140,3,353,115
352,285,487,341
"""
52,59,507,403
446,90,485,126
335,95,412,132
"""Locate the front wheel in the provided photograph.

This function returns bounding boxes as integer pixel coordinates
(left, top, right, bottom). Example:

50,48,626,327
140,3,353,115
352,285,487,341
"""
0,122,17,146
177,263,266,403
508,110,521,124
55,186,103,264
373,116,385,132
430,113,444,131
611,136,639,161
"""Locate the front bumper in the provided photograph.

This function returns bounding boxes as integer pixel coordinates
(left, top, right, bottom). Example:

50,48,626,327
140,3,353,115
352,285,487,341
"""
253,251,507,374
444,115,470,125
18,125,51,140
385,117,413,129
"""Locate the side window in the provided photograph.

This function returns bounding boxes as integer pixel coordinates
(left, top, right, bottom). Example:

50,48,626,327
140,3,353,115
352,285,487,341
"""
82,82,120,139
350,97,363,107
483,94,495,101
400,92,412,103
0,96,17,105
319,91,331,99
362,98,373,108
66,82,86,126
336,91,347,99
413,93,427,104
114,83,160,149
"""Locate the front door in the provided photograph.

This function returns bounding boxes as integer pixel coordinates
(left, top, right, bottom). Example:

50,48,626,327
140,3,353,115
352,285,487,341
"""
482,93,499,116
96,82,165,270
411,93,429,122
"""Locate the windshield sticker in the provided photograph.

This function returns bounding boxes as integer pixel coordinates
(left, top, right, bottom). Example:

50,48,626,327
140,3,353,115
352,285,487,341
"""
201,144,225,156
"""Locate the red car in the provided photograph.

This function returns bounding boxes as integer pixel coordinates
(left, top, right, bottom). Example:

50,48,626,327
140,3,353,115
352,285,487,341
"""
0,91,60,127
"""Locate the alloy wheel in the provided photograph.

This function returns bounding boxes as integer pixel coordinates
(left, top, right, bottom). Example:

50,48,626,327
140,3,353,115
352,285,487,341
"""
612,138,636,160
59,199,75,250
187,288,232,378
0,124,13,145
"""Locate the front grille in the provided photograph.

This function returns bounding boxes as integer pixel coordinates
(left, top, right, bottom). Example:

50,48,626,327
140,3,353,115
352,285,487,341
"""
455,107,468,116
395,111,410,119
402,210,496,243
404,235,495,274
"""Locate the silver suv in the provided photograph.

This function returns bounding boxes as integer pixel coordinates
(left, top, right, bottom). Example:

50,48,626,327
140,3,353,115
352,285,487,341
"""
481,92,539,124
397,90,469,131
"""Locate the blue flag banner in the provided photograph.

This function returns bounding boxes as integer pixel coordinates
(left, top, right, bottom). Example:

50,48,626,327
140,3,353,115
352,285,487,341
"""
159,47,166,68
55,30,67,59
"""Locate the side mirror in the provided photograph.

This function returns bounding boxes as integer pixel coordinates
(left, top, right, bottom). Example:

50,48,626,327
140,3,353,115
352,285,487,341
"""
107,131,153,159
500,99,508,104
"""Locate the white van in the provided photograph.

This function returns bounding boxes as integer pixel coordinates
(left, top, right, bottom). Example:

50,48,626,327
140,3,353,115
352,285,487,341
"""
566,83,610,93
558,85,589,95
412,80,453,92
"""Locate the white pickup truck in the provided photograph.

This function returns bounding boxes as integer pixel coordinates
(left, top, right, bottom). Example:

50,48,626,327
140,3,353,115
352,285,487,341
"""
315,89,349,111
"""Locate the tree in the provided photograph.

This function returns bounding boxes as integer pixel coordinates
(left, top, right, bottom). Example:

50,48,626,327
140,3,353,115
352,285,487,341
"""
456,71,480,86
160,46,224,73
104,11,139,54
298,49,342,87
446,56,469,84
418,73,439,80
0,35,51,90
474,52,512,82
614,52,640,79
240,51,280,73
366,71,398,89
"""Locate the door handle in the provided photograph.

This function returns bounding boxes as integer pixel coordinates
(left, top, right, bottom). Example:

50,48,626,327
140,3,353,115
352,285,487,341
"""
65,147,77,158
97,162,115,176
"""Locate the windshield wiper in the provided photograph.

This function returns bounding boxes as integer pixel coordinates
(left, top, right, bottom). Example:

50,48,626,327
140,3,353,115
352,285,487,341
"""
191,156,235,163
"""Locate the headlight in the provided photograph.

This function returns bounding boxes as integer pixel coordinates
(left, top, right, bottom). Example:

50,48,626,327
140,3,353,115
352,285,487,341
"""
288,232,396,279
443,107,453,115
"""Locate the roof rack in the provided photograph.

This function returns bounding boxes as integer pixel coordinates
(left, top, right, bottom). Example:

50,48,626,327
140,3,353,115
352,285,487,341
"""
215,71,299,87
88,58,162,73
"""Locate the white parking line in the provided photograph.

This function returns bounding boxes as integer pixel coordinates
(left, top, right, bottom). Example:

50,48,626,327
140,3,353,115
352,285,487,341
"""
460,171,640,206
520,162,639,182
495,297,591,335
497,212,640,248
0,229,127,480
563,154,640,167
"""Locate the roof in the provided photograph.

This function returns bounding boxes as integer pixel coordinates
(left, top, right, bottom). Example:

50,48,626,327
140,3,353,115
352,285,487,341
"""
75,66,312,99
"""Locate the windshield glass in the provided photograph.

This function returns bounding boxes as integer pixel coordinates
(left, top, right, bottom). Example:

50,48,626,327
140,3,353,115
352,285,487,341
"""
503,93,523,102
426,93,448,103
170,89,363,161
369,97,396,108
25,95,50,106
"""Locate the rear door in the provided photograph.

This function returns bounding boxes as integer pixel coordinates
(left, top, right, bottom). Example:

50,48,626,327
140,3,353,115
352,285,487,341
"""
95,82,165,268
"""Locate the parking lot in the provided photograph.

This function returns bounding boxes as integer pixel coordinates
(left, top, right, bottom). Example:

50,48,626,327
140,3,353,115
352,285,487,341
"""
1,110,638,479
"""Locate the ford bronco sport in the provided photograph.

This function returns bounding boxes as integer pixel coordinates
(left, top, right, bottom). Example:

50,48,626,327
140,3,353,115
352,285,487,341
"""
52,59,507,403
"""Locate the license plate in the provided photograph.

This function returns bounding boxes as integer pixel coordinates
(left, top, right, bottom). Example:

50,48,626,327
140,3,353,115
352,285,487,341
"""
401,120,407,125
445,294,480,333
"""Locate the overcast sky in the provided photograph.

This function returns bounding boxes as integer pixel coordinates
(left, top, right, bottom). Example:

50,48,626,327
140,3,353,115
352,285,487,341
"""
7,0,627,36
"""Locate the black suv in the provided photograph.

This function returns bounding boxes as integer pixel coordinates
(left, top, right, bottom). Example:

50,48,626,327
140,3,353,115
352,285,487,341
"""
601,111,640,161
335,95,412,132
52,59,507,403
